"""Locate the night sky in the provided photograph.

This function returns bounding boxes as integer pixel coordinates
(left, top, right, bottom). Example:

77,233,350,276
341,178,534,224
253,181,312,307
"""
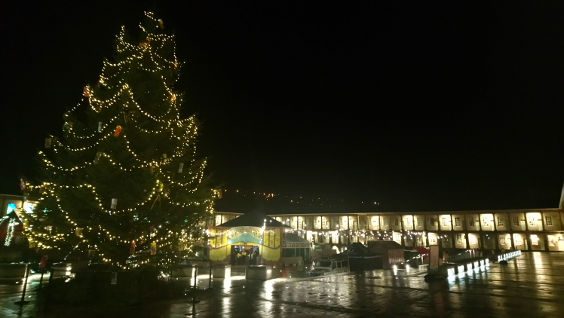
1,1,563,211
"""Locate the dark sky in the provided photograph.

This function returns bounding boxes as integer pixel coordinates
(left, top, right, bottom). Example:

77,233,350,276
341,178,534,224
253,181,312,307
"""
1,1,563,211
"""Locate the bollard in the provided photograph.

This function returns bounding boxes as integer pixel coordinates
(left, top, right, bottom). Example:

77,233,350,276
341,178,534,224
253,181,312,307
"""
192,266,198,288
15,263,30,306
185,265,200,306
48,267,54,284
39,270,45,289
38,254,48,288
208,261,212,289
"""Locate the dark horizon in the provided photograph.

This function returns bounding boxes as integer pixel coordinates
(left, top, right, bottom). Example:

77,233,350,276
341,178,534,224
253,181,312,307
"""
1,1,563,211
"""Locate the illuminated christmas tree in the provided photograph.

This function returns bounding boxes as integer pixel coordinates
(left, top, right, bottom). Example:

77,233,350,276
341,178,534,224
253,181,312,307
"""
22,12,215,270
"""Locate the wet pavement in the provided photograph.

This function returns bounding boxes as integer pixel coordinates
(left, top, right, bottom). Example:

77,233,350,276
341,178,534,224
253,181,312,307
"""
1,251,564,317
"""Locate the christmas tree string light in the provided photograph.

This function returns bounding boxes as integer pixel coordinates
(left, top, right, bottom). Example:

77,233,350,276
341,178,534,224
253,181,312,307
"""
21,11,216,270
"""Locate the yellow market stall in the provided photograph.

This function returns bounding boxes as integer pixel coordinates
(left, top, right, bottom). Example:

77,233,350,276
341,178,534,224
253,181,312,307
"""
209,213,310,266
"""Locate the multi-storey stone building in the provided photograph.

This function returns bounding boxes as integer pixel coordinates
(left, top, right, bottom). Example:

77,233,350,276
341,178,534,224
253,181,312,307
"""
212,207,564,254
212,186,564,255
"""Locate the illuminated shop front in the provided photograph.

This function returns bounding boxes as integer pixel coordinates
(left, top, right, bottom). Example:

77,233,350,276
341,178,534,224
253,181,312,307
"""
529,234,545,251
547,233,564,251
512,233,527,250
403,231,427,248
498,233,513,250
467,233,480,249
454,233,467,249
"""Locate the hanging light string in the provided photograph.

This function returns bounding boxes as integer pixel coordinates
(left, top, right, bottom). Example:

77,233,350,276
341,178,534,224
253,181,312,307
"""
24,182,214,260
27,180,160,215
42,120,198,170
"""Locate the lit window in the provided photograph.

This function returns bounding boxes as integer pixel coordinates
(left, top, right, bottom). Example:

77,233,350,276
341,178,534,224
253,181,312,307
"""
441,216,451,227
545,216,553,226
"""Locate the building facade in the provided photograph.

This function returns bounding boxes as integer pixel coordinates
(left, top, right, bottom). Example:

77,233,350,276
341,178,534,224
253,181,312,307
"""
213,208,564,253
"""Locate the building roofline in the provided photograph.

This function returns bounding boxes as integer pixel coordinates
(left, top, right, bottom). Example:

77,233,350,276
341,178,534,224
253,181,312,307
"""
214,207,563,216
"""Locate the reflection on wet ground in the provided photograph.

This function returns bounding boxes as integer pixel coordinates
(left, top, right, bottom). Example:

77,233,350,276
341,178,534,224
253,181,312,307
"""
1,251,564,317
